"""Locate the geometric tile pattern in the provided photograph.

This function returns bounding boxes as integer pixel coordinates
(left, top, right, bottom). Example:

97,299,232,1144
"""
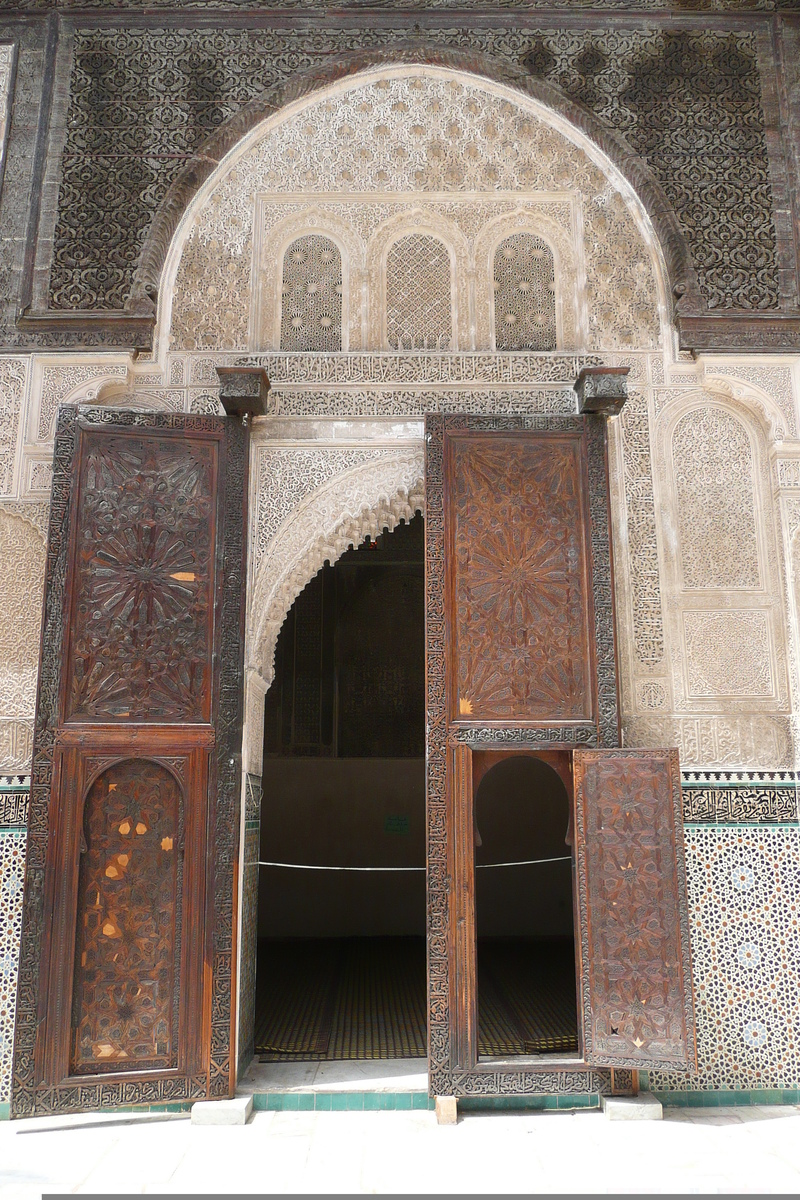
0,831,25,1104
650,826,800,1092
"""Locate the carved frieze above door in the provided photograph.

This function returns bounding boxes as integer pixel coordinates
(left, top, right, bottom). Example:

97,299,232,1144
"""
13,408,248,1116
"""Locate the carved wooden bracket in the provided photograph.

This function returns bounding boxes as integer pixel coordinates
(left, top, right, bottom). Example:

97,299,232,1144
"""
216,367,270,418
575,367,629,416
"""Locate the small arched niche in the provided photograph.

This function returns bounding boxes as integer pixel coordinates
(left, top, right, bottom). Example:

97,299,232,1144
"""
473,752,578,1060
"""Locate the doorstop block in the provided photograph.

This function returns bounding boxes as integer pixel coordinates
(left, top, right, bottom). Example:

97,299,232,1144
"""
435,1096,458,1125
191,1095,253,1126
601,1094,662,1121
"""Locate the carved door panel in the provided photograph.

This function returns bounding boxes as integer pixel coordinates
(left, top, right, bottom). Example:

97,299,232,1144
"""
13,409,248,1116
573,748,696,1071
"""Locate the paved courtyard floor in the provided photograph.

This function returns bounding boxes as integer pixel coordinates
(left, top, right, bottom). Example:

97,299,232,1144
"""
2,1103,800,1195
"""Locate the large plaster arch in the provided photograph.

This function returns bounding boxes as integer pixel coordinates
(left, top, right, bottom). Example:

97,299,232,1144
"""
129,43,695,331
155,62,672,360
248,452,424,689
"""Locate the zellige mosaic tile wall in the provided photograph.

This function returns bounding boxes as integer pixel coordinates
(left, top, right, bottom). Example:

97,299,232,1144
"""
0,777,28,1119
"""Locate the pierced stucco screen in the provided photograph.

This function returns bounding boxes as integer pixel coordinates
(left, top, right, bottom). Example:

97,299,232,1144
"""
493,233,557,351
280,235,343,351
385,234,452,350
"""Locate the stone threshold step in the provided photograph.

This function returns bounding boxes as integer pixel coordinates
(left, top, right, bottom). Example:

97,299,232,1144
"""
247,1091,602,1113
251,1091,434,1111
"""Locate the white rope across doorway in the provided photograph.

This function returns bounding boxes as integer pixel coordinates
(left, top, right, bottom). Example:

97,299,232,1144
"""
256,855,572,871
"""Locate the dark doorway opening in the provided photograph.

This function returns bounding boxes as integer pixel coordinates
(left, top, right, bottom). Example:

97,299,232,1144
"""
256,514,427,1060
474,753,580,1060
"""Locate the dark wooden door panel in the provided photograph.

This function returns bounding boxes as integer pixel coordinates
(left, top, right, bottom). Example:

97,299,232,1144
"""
573,748,696,1071
446,430,594,726
13,409,248,1116
71,757,186,1075
64,429,217,723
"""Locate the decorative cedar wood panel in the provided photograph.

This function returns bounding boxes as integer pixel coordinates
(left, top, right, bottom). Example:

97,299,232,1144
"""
573,749,697,1071
13,409,248,1117
446,430,594,726
425,414,624,1100
64,433,217,723
72,758,185,1074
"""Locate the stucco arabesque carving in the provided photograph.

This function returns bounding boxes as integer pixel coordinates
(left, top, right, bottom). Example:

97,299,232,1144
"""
243,196,580,354
0,357,28,496
472,206,580,351
641,386,795,767
248,450,424,686
34,360,131,442
163,71,664,357
0,503,47,772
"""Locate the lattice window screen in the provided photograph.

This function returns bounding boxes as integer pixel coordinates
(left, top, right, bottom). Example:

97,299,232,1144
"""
385,235,452,350
493,234,557,351
280,235,343,351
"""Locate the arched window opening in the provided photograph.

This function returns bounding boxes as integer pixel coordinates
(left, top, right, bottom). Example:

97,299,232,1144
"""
280,235,343,351
385,234,452,350
493,233,557,351
474,753,578,1060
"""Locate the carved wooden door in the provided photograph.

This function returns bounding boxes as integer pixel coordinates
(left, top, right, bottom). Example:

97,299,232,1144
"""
425,414,695,1098
573,748,696,1070
13,408,248,1116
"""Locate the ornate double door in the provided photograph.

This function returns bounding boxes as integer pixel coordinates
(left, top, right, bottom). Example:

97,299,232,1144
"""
13,405,695,1116
424,414,696,1095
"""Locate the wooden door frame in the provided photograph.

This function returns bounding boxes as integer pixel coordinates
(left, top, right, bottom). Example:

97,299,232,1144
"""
424,413,634,1099
12,407,249,1116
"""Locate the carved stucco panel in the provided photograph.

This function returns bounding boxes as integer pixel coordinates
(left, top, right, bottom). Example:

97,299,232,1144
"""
643,389,793,767
165,71,662,355
704,363,798,441
248,447,424,685
0,504,47,772
672,407,761,592
624,715,793,771
473,209,576,351
30,360,130,444
683,612,775,699
0,43,13,175
0,358,27,497
255,208,360,352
